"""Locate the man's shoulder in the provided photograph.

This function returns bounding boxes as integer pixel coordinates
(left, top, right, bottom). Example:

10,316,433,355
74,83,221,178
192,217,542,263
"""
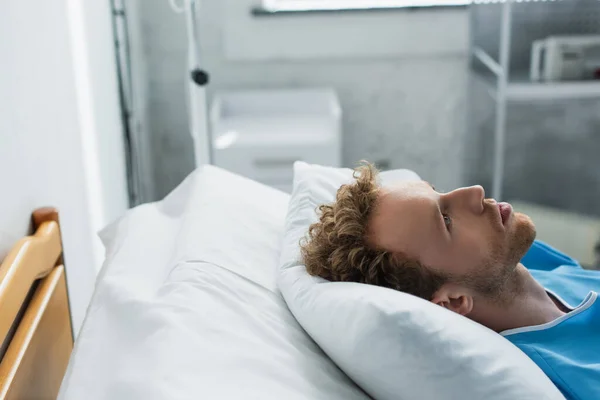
506,296,600,400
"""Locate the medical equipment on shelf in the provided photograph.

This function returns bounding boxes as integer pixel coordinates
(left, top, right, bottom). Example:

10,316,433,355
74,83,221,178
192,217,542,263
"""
169,0,212,165
530,35,600,82
210,89,342,193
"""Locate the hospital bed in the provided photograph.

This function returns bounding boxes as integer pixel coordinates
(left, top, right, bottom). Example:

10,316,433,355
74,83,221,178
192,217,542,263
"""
57,166,367,400
0,170,363,400
0,166,565,400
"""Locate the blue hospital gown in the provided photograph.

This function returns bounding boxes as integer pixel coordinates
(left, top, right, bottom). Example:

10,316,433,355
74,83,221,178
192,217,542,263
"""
501,240,600,400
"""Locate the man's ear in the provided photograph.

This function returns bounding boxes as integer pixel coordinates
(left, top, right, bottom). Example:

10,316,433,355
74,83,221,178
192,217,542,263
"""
430,283,474,316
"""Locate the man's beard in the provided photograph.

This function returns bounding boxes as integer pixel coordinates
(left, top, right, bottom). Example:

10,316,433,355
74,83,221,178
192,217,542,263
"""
507,212,537,266
459,212,536,304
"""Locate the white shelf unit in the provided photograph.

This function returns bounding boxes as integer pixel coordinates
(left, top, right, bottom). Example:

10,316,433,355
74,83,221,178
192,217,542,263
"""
474,68,600,101
470,0,600,200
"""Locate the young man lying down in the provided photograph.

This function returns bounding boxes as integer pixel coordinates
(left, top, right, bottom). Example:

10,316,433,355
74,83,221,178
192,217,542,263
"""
301,163,599,400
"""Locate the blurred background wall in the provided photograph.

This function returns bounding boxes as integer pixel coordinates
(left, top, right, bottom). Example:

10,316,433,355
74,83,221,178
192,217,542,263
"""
123,0,600,265
129,0,470,199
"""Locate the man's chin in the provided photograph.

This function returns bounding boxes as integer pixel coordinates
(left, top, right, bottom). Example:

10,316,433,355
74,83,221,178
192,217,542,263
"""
512,212,536,256
515,211,536,234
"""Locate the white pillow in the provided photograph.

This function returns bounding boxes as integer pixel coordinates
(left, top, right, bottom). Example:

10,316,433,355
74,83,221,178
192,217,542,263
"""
278,161,565,400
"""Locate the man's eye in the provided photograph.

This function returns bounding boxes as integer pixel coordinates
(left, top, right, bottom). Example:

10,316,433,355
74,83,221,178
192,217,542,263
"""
443,214,452,231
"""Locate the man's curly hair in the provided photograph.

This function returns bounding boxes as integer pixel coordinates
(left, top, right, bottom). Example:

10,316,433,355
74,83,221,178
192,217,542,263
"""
300,163,448,300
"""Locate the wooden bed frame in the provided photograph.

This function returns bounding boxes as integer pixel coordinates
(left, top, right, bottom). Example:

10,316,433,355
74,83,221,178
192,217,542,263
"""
0,208,74,399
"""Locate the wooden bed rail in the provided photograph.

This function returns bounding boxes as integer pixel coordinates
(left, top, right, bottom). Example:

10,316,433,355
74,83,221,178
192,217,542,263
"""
0,209,62,345
0,208,73,399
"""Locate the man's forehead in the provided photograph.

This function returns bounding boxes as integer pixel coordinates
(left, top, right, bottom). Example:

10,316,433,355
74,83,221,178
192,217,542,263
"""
379,180,431,200
370,181,437,257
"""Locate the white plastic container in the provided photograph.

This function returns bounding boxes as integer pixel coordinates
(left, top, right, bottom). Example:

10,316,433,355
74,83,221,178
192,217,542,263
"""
210,88,342,193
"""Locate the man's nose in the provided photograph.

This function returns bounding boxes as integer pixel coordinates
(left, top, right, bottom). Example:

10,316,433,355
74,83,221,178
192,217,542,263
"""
445,185,485,214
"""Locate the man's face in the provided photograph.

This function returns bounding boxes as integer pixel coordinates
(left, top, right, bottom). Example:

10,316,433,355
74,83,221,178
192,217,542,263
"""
368,181,536,299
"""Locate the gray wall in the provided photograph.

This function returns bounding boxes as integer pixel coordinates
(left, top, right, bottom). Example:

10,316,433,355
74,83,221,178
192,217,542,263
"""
133,0,470,199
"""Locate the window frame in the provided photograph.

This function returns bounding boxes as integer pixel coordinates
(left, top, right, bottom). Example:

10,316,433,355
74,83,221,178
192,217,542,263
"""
253,0,469,15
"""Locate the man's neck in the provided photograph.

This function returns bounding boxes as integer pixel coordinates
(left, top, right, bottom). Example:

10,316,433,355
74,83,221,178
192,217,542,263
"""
469,264,566,333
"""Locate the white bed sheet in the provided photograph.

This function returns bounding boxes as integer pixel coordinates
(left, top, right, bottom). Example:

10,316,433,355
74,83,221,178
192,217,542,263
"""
59,166,368,400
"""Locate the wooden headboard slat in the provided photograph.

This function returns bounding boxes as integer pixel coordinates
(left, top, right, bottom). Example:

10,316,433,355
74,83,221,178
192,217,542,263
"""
0,265,72,399
0,207,73,400
0,220,62,349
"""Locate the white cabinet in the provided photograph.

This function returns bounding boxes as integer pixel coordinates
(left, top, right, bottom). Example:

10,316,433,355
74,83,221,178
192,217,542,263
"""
210,88,342,193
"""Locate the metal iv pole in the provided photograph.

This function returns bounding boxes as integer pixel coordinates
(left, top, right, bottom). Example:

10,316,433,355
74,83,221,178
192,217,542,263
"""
183,0,212,166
